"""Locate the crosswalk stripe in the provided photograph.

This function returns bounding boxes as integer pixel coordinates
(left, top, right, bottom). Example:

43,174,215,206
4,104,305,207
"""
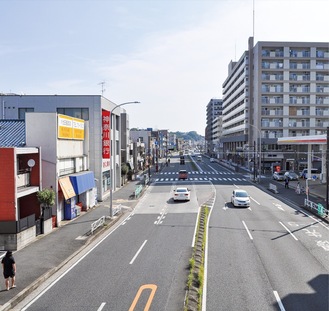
159,171,235,175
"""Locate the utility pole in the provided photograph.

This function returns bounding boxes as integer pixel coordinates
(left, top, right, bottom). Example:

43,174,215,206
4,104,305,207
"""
253,141,256,181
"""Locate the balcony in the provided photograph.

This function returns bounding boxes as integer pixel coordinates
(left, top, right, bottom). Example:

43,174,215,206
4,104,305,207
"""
296,110,310,116
261,109,283,116
16,170,31,187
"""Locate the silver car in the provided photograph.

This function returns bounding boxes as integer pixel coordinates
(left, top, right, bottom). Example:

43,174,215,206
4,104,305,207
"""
273,171,286,181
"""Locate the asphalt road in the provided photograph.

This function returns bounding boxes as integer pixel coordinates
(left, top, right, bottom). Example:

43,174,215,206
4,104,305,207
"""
13,154,329,311
16,156,214,311
205,160,329,311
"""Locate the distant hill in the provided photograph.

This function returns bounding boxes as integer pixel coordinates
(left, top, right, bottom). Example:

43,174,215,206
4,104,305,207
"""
172,131,204,142
130,128,204,142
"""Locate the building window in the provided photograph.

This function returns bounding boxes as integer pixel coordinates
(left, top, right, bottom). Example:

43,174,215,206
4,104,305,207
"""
18,108,34,120
57,108,89,120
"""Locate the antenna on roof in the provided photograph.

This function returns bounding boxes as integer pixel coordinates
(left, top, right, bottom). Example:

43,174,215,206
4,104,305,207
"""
252,0,255,39
98,81,106,96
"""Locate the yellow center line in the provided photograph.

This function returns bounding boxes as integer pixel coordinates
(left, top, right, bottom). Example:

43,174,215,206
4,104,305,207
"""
129,284,157,311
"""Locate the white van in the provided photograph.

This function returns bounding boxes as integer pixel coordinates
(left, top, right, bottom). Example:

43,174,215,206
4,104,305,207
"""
197,155,202,162
300,168,320,179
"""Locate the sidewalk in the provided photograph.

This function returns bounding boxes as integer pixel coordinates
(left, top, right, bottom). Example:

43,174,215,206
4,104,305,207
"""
0,164,161,311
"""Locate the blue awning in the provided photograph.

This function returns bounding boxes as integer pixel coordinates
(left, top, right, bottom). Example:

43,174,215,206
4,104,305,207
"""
69,171,95,195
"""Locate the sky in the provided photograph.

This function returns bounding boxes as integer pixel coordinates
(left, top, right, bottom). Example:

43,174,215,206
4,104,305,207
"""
1,0,328,135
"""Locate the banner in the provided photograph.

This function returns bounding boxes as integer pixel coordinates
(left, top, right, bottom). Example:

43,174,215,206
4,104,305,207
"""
102,110,111,159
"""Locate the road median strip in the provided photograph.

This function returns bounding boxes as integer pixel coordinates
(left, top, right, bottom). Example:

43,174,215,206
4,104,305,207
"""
184,205,209,311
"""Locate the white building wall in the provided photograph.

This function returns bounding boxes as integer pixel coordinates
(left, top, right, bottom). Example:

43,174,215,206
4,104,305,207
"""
1,95,121,201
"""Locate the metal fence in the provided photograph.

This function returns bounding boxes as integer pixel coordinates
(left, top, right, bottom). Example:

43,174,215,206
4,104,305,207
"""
304,199,328,217
91,216,105,235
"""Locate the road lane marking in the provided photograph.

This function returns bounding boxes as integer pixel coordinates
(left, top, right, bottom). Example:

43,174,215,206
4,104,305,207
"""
192,205,202,247
273,203,285,211
250,197,260,205
97,302,106,311
298,210,329,230
155,213,166,225
129,284,157,311
20,211,133,311
130,240,147,264
273,291,286,311
242,221,253,240
279,222,298,240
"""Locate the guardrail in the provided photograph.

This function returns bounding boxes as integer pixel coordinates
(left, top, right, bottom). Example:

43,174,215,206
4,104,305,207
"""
112,204,122,217
304,199,328,217
91,216,105,235
135,185,143,198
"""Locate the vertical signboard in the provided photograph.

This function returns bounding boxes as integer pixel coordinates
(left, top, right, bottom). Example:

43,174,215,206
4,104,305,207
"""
102,110,111,159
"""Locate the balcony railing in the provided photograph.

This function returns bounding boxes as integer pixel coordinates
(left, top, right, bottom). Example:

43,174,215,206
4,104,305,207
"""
16,171,31,187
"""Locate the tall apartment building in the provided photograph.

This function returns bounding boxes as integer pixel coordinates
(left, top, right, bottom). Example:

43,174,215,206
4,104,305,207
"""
205,98,223,156
221,37,329,172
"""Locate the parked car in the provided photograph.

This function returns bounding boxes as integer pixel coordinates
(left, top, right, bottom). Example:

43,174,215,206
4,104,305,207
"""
173,187,191,201
299,168,320,179
273,171,286,181
178,169,188,180
231,189,250,207
284,171,299,181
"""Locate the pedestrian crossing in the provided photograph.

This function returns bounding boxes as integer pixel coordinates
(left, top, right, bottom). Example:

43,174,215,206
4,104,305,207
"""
159,171,233,175
154,171,247,183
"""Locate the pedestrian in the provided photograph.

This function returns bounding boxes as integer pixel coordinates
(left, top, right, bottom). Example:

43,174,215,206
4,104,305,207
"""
1,251,16,291
284,176,289,189
296,181,301,194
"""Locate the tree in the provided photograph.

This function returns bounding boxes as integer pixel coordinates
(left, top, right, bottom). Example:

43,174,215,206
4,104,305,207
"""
37,188,55,210
121,163,130,176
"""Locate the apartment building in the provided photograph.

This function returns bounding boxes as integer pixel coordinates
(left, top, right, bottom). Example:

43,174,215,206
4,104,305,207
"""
205,98,223,157
221,37,329,172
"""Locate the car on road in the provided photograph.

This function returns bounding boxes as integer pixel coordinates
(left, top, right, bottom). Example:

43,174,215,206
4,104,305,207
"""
231,189,250,207
173,187,191,201
180,155,185,165
178,169,188,180
272,171,286,181
210,158,215,162
197,155,202,161
284,171,299,181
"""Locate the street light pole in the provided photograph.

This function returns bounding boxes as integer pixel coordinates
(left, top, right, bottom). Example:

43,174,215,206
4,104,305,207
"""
109,101,140,218
249,123,262,182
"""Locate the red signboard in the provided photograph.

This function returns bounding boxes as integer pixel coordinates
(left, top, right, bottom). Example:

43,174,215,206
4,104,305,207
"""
102,110,111,158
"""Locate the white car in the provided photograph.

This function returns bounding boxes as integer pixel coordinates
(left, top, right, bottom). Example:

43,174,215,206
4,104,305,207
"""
210,158,215,162
173,187,191,201
231,189,250,207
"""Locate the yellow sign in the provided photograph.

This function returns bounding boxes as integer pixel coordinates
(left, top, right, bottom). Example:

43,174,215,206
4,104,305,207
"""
58,114,84,140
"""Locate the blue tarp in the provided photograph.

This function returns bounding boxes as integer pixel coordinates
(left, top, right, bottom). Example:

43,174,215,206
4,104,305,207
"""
69,171,95,195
